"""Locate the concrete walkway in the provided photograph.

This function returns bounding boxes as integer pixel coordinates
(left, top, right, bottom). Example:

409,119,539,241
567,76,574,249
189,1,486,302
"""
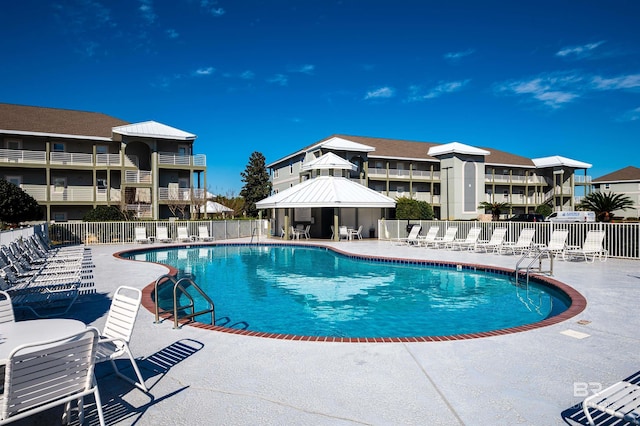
59,238,639,425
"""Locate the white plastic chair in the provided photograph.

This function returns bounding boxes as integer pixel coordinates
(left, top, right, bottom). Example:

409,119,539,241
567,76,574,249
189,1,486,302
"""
583,380,640,425
564,230,608,263
349,225,363,240
338,226,350,241
155,226,173,243
417,226,440,248
134,227,151,244
176,226,193,242
394,224,422,245
0,290,15,324
539,229,569,258
448,227,481,251
0,327,105,425
500,228,536,255
95,286,148,392
197,226,214,242
432,226,458,249
475,227,508,253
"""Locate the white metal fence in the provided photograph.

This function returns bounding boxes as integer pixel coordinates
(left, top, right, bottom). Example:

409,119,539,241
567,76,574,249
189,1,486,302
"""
47,220,268,245
379,219,640,260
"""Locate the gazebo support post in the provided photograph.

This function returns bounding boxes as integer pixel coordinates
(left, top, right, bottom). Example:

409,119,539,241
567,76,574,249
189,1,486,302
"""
333,208,339,241
284,209,291,240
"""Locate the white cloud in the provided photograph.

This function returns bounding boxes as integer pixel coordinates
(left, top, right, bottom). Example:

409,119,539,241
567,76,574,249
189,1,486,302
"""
556,41,605,58
200,0,225,16
240,70,255,80
138,0,157,24
289,64,315,74
268,74,288,86
408,80,470,101
364,87,395,100
592,74,640,90
444,49,475,61
621,107,640,121
195,67,215,76
496,72,583,108
166,29,179,39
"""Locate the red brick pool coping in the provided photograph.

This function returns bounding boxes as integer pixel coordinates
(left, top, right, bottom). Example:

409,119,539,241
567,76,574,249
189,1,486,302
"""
115,242,587,343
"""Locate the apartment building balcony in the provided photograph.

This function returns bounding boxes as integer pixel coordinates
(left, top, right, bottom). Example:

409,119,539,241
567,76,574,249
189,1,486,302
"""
124,170,152,184
0,148,205,169
0,148,47,164
20,184,122,203
484,174,547,185
574,175,592,184
158,187,206,201
368,168,440,180
125,204,153,219
158,152,207,167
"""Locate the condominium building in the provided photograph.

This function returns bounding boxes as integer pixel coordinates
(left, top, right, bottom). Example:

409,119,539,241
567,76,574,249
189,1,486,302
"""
0,103,206,221
592,166,640,219
267,135,592,220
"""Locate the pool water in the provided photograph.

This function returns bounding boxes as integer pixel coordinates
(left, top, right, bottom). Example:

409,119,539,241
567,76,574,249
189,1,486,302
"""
131,245,570,338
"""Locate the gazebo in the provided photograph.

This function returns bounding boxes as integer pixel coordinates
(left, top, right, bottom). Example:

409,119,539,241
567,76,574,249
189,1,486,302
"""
256,153,396,240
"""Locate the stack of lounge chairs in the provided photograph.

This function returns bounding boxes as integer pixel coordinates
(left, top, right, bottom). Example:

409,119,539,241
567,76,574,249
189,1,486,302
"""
0,233,94,317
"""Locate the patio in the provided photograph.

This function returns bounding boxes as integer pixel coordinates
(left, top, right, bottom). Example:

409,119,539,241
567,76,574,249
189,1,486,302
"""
57,238,639,425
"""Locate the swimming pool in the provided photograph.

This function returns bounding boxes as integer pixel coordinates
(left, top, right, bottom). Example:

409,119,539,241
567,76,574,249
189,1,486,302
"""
125,244,581,340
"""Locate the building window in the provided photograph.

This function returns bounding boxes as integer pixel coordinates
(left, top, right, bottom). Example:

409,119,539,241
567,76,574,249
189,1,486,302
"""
53,212,67,222
5,175,22,186
96,145,108,154
5,139,21,150
178,145,189,156
97,178,107,189
52,142,65,152
53,177,67,193
274,169,279,178
604,183,610,190
289,163,293,175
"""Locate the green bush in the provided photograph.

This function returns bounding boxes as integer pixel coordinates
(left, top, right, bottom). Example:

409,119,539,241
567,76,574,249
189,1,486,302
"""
535,203,553,217
395,197,434,220
83,206,126,222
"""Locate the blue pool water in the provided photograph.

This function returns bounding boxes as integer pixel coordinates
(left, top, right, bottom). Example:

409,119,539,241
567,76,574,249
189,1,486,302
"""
128,245,570,338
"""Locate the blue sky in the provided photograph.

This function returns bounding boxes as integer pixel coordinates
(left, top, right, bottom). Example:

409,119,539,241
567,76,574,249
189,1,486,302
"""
2,0,639,194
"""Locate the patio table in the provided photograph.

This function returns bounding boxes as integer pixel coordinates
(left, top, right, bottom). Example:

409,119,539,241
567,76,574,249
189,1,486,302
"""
0,318,87,363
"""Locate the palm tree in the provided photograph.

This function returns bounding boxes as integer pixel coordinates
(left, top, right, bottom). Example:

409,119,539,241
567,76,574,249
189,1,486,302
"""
478,201,511,221
577,191,634,222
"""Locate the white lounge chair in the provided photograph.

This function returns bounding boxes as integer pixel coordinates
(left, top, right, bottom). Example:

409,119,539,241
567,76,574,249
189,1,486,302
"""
176,226,193,242
537,229,569,258
95,285,148,392
475,227,507,253
417,226,440,247
500,228,536,255
0,290,15,324
583,380,640,425
155,226,173,243
0,275,81,318
1,327,105,425
449,227,482,251
432,226,458,249
395,224,422,246
564,230,608,263
197,225,214,242
134,227,151,244
303,224,311,239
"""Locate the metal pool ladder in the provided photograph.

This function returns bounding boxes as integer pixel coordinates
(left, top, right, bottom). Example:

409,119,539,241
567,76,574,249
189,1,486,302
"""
515,246,554,286
154,274,215,329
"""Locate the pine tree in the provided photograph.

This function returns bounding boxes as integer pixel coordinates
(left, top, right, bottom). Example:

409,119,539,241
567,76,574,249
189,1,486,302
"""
240,151,272,217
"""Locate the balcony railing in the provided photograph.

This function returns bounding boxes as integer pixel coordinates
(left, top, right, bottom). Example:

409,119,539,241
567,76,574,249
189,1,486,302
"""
124,170,152,184
21,184,48,201
158,152,207,167
485,174,548,185
0,148,47,164
158,187,206,201
50,186,95,202
96,153,122,166
125,204,153,219
368,168,439,180
0,148,205,168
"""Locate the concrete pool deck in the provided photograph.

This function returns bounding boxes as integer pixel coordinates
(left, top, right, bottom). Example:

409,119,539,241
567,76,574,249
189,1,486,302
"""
60,238,639,425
